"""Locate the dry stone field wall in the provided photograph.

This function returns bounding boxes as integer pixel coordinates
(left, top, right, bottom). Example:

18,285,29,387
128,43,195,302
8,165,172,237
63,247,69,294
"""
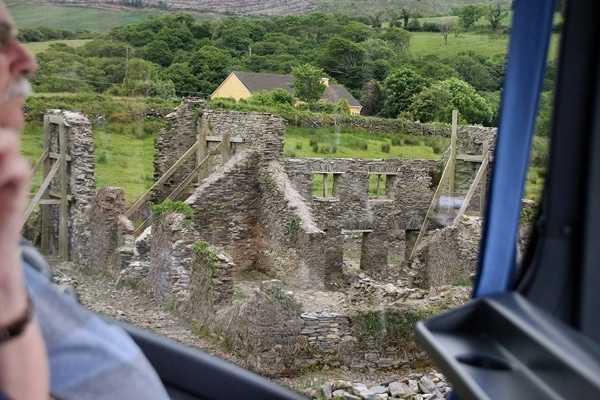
30,101,499,376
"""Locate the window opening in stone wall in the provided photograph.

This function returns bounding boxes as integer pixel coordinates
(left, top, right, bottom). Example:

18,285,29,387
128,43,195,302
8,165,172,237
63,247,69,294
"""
313,173,340,198
368,173,396,199
368,174,384,198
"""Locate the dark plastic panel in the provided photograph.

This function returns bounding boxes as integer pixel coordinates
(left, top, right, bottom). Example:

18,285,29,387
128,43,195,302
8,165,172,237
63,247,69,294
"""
416,293,600,400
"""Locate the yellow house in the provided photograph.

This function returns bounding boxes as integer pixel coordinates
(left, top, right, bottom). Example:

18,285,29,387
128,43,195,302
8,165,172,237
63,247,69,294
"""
211,71,363,115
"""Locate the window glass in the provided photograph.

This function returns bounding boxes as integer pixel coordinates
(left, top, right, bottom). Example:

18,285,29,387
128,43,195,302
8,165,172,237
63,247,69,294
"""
11,1,557,398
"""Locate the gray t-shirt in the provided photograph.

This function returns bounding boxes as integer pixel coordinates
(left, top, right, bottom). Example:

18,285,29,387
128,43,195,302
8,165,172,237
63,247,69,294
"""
24,263,170,400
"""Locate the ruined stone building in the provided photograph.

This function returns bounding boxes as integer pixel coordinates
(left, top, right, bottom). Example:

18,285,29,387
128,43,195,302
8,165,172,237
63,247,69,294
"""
31,100,499,375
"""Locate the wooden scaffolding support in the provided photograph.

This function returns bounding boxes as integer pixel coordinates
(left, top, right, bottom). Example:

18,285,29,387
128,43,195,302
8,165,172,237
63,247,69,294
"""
127,132,239,237
22,115,72,261
409,110,491,260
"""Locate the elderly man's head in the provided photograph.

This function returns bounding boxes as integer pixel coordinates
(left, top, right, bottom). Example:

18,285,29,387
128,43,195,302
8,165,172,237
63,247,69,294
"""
0,1,37,131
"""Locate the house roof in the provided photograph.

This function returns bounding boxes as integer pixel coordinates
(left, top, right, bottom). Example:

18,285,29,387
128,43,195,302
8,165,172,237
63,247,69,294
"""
230,71,362,108
321,84,362,108
233,71,295,95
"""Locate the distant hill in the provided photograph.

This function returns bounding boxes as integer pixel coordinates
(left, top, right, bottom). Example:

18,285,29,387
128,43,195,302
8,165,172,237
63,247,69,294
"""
23,0,511,17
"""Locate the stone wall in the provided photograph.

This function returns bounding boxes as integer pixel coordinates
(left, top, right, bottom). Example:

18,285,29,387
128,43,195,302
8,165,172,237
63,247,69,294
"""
410,199,536,288
147,104,500,295
182,150,262,269
151,106,343,290
147,212,195,299
285,158,439,267
41,110,96,265
181,242,235,324
293,116,453,137
88,187,128,273
152,100,286,203
31,103,505,377
55,101,499,376
410,215,483,288
253,160,333,289
213,278,470,375
217,280,308,377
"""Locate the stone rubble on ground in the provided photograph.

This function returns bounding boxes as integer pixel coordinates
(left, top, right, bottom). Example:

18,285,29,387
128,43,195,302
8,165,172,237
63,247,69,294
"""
311,371,451,400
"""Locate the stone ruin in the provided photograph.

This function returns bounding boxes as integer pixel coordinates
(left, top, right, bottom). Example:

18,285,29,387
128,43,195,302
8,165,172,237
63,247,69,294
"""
27,100,515,376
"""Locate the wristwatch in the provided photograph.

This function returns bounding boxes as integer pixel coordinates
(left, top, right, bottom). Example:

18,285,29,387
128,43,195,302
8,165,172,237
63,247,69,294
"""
0,296,33,343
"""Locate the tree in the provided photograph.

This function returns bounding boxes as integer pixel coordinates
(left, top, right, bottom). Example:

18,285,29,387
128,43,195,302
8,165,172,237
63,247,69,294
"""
143,40,173,67
399,8,411,29
188,46,232,89
270,88,295,106
483,53,507,91
160,62,201,97
455,5,484,31
450,54,496,91
487,5,508,31
437,20,454,45
337,98,351,115
377,27,412,55
410,58,460,81
340,21,372,43
241,54,299,74
360,79,384,116
364,11,385,28
363,39,397,64
382,67,430,118
290,63,326,103
409,78,493,125
318,36,368,90
80,39,128,58
409,81,453,122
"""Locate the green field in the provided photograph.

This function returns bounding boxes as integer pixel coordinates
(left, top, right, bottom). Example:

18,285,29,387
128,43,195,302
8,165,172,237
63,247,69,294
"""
23,39,90,55
23,121,157,204
6,2,221,32
6,2,155,32
410,31,561,60
284,126,447,160
410,32,509,59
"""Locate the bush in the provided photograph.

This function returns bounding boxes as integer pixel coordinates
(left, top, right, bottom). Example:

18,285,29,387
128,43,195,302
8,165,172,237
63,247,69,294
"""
422,22,440,32
270,88,295,106
404,136,422,146
391,136,403,146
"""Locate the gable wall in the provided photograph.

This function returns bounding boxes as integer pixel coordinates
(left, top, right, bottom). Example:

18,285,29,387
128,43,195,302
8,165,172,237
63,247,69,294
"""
211,74,252,100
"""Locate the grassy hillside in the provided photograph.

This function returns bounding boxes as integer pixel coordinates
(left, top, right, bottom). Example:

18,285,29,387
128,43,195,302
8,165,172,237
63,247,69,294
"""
10,0,512,19
316,0,512,17
7,0,513,32
6,2,155,32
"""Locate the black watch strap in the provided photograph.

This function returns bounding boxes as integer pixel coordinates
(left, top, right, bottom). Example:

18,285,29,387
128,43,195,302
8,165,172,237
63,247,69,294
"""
0,296,33,343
